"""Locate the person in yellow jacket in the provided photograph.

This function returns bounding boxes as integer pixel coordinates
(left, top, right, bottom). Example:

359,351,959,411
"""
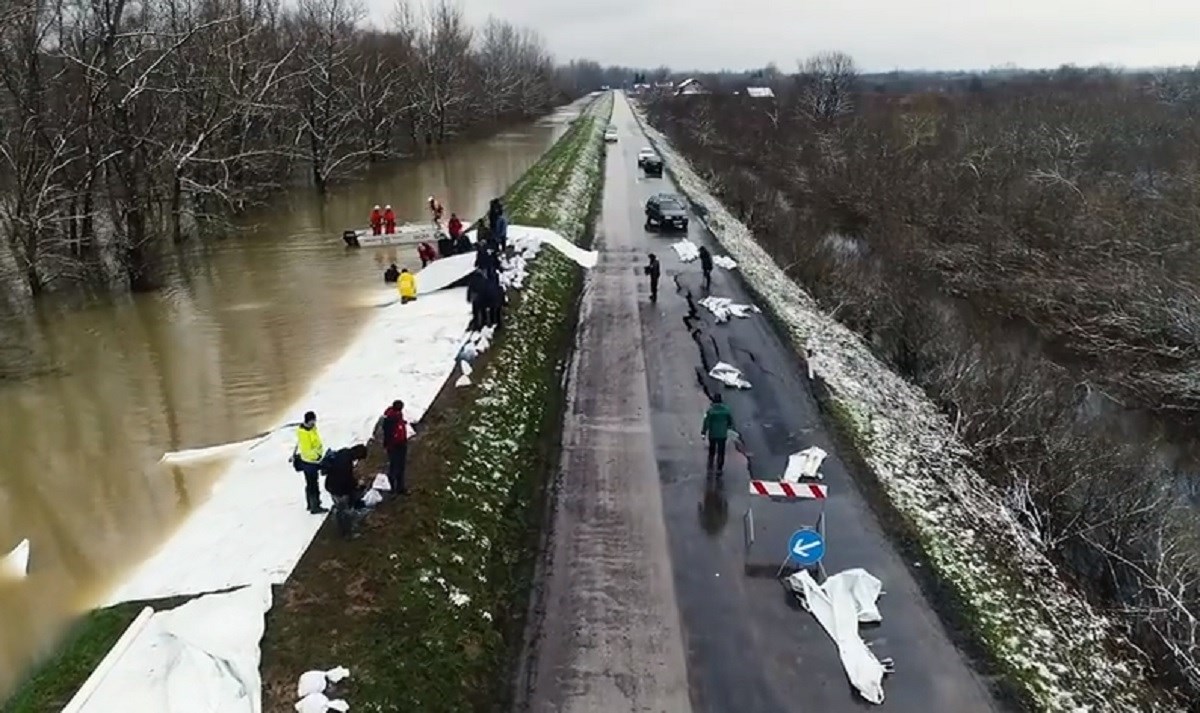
295,410,328,514
398,268,417,304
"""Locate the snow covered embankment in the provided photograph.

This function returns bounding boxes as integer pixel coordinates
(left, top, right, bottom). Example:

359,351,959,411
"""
632,99,1178,712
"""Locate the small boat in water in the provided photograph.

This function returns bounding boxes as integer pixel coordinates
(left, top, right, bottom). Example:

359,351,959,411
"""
343,222,444,247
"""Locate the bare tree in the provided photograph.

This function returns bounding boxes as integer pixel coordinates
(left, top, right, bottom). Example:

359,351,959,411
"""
796,51,857,121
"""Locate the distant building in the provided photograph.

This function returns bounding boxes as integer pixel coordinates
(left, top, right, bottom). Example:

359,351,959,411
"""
674,78,709,96
745,86,775,99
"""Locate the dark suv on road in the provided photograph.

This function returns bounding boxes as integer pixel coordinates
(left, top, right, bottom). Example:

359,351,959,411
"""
645,193,688,232
642,154,664,177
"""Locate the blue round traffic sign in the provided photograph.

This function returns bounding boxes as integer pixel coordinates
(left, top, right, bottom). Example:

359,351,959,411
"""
787,528,825,566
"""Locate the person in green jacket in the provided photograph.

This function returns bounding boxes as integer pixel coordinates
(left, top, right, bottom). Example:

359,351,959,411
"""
701,394,735,474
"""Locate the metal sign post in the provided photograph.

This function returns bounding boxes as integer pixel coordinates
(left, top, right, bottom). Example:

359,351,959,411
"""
743,479,829,583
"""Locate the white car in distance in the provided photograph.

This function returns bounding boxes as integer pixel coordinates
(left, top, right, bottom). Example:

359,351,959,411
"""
604,125,619,142
637,146,656,167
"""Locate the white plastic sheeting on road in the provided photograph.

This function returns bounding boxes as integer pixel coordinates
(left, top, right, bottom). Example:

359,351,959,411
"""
698,296,758,323
787,568,888,704
672,239,700,262
784,446,827,482
671,239,737,270
1,538,30,579
65,583,273,713
107,225,596,605
709,361,751,389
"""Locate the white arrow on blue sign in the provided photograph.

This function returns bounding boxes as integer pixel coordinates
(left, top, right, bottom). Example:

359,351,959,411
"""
787,528,825,567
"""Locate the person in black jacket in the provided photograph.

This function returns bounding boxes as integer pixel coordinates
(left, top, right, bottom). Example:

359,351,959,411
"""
487,198,503,231
484,269,504,329
698,246,713,290
644,253,661,302
383,263,400,283
466,268,489,331
323,443,369,539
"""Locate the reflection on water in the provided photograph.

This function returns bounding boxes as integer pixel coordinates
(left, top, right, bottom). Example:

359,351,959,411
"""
0,102,581,697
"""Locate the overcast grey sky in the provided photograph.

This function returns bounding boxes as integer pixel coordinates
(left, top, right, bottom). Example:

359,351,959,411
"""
364,0,1200,72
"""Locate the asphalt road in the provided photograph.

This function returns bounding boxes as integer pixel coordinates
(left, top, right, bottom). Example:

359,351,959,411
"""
517,92,1003,712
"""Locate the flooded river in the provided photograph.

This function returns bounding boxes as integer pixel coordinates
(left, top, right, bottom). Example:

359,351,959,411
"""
0,103,581,697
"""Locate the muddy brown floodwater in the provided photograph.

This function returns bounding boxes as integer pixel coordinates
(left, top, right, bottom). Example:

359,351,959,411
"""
0,102,582,699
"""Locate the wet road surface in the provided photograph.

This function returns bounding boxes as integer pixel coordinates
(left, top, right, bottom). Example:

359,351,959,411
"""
519,93,1003,712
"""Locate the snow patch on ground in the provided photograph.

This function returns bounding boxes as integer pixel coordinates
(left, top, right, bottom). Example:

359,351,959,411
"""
632,97,1176,712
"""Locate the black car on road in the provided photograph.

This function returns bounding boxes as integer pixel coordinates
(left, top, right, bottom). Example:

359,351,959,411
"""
645,193,688,232
642,154,664,177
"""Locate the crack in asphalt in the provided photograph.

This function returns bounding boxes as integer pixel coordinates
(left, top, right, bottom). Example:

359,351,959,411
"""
678,279,758,481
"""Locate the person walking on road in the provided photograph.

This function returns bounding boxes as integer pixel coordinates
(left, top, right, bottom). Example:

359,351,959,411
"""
644,253,661,302
701,394,735,474
324,443,369,539
294,411,328,514
698,245,713,291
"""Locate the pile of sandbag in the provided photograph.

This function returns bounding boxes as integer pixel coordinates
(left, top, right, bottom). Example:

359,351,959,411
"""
294,667,350,712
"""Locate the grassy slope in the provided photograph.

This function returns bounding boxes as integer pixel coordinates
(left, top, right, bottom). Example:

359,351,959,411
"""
2,94,612,713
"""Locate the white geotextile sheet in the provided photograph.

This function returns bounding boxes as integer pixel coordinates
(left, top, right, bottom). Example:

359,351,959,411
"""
107,226,595,605
671,239,736,270
106,289,472,604
1,538,30,579
698,296,757,323
672,239,700,262
417,252,476,294
709,361,751,389
67,583,272,713
783,446,827,482
787,568,887,704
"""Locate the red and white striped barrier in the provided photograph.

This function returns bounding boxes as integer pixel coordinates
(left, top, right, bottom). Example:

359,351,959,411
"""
749,480,828,500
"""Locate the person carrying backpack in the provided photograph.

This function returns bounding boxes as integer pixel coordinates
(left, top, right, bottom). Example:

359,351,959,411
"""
294,411,328,514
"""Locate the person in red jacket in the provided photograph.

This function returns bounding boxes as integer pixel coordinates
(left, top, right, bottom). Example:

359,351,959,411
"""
383,204,396,235
417,242,436,268
378,400,410,495
447,213,463,240
370,205,383,235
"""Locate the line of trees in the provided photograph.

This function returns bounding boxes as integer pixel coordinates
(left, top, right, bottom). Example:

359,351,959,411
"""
0,0,571,297
645,54,1200,701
